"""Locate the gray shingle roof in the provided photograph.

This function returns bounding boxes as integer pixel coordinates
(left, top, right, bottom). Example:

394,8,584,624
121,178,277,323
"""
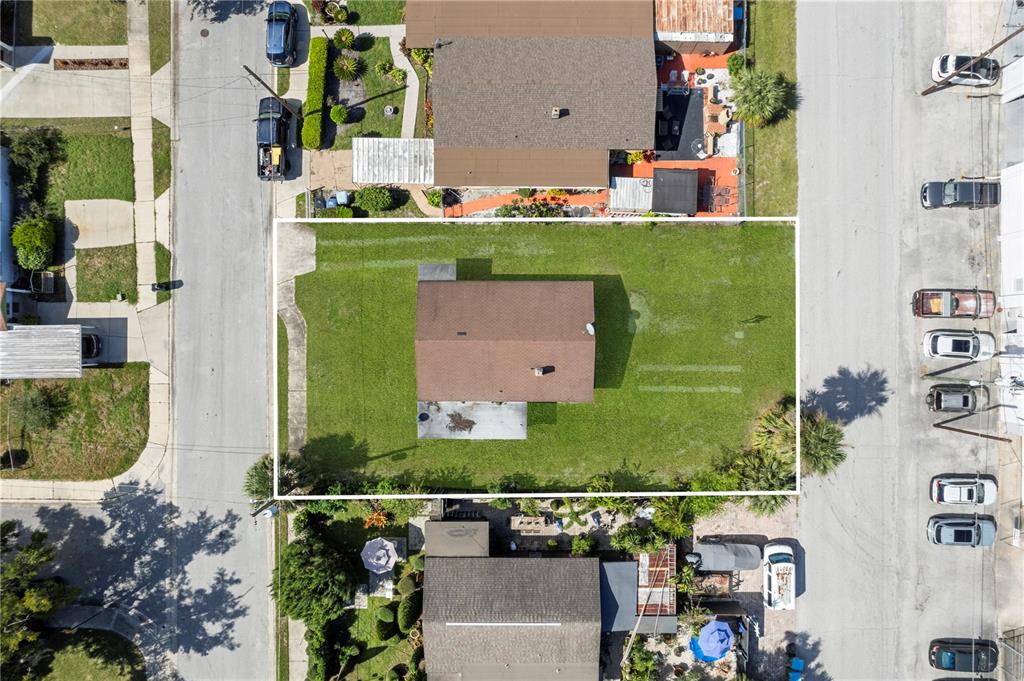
432,37,656,151
423,557,601,681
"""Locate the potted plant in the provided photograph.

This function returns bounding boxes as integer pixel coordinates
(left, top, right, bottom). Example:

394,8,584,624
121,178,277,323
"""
695,67,706,75
324,1,340,23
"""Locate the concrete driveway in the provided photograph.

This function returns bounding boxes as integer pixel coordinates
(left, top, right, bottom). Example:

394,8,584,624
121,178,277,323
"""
796,1,1017,679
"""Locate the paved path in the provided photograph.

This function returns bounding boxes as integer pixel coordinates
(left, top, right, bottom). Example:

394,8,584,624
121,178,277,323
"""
127,0,157,311
275,222,316,456
0,46,131,118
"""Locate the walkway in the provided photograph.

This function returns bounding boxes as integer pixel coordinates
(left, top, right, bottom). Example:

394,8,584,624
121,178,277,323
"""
127,0,157,310
276,222,316,457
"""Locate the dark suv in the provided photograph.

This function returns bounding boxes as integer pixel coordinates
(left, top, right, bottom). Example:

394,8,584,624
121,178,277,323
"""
265,1,297,67
921,179,1000,209
928,639,997,672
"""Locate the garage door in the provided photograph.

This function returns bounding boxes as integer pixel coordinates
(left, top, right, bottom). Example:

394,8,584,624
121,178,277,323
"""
1002,56,1024,104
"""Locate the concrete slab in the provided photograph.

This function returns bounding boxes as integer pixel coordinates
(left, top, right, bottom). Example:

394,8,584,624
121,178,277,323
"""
155,191,171,246
65,199,135,249
416,400,528,440
417,263,456,281
0,63,131,118
138,297,170,376
310,150,353,191
151,63,173,127
276,222,317,282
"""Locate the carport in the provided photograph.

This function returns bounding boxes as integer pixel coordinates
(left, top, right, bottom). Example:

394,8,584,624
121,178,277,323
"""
351,137,434,185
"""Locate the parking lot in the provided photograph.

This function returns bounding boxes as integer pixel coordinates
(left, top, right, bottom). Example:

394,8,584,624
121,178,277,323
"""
796,1,1021,678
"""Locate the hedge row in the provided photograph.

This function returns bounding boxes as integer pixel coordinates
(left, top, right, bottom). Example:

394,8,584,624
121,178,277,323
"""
302,37,329,150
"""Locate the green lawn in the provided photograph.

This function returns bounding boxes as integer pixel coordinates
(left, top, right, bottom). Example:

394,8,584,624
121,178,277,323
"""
342,597,415,680
411,63,430,139
278,317,289,454
295,222,796,491
155,242,172,304
16,0,127,45
333,37,405,150
276,68,291,96
347,0,405,25
149,0,171,73
745,0,797,217
38,629,145,681
76,244,138,304
152,119,171,198
0,364,150,480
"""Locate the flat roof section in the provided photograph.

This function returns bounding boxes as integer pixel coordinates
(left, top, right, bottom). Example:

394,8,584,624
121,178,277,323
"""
652,167,699,215
423,520,491,556
406,0,654,48
0,324,83,379
415,280,596,403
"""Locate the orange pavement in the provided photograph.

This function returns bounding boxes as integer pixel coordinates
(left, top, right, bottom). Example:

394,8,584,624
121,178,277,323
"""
658,51,733,87
611,156,740,217
445,190,610,218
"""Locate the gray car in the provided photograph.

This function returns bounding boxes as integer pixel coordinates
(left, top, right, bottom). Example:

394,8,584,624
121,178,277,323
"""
926,515,996,547
926,384,978,412
921,179,1000,209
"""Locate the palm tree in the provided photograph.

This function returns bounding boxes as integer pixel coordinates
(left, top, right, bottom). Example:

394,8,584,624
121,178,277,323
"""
751,402,796,464
243,453,314,510
333,55,363,81
800,410,848,476
732,68,786,128
733,450,795,517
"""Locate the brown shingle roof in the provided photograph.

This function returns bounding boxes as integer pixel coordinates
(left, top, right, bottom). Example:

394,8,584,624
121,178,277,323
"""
433,147,609,187
415,280,595,403
406,0,654,48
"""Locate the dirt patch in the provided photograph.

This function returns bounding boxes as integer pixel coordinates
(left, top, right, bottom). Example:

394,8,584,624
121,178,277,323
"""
54,58,128,70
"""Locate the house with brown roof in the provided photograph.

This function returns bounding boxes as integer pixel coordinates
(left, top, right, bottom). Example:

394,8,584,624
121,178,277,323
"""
415,280,596,403
405,0,658,188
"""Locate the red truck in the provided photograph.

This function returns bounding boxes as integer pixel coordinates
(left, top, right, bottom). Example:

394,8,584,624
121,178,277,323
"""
912,288,996,319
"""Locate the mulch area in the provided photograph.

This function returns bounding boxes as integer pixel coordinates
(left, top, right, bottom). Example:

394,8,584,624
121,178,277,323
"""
54,58,128,70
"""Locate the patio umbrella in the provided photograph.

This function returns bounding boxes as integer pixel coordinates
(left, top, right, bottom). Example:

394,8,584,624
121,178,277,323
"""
360,537,398,574
689,620,734,662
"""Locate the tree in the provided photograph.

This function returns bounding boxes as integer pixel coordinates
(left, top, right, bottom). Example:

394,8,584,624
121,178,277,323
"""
610,524,667,555
584,475,635,515
354,186,394,212
570,533,596,557
732,68,787,128
1,521,78,676
272,533,355,627
242,452,314,509
7,384,61,433
11,210,56,271
751,402,796,463
7,127,65,200
800,410,848,476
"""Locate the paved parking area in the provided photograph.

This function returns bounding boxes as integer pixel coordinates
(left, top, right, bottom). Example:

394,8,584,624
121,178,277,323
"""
796,1,1019,679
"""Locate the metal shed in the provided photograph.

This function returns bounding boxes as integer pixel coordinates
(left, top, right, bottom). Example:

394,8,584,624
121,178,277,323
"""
609,176,654,213
0,324,83,379
351,137,434,185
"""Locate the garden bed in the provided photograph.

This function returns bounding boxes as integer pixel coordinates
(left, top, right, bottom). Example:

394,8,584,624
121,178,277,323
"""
53,58,127,70
331,36,405,149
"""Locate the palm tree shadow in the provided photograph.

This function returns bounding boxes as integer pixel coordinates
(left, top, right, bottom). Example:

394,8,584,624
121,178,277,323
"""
802,365,891,425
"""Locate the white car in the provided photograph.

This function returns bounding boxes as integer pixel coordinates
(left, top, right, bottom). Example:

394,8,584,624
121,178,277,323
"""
922,330,996,361
931,54,1001,87
762,543,796,611
931,475,997,506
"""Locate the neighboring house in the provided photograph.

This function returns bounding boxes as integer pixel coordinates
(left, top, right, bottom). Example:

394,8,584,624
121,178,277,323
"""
422,520,490,557
405,0,657,188
654,0,735,55
0,324,83,379
600,546,678,635
423,556,602,681
415,280,596,403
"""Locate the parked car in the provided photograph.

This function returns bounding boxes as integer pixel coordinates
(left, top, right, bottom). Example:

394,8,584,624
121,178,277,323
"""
930,475,997,506
922,330,996,361
912,288,996,318
762,543,796,611
265,1,297,67
82,333,102,359
928,639,998,672
257,97,292,181
931,54,1001,86
920,179,1000,209
684,540,761,573
926,515,996,547
926,384,978,412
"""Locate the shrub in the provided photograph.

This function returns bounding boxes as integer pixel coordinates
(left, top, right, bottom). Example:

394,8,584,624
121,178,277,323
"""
625,150,652,165
727,52,747,76
355,186,394,212
375,59,394,78
546,188,568,197
334,6,349,23
410,48,433,75
386,670,400,681
624,638,657,681
549,499,563,511
546,538,559,550
410,553,425,572
333,28,355,49
330,104,349,125
494,200,562,218
375,616,396,641
333,55,364,81
323,205,354,218
302,37,329,149
516,187,536,198
425,188,443,208
7,127,66,201
516,497,541,516
11,210,56,271
376,606,395,623
388,67,407,85
610,524,667,555
397,573,417,596
398,591,422,633
570,533,596,557
732,68,787,128
801,410,848,476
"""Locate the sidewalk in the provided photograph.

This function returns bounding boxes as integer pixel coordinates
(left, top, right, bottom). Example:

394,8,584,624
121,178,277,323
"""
127,0,158,310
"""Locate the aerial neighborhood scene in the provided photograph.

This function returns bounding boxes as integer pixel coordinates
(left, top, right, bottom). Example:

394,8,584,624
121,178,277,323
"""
0,0,1022,681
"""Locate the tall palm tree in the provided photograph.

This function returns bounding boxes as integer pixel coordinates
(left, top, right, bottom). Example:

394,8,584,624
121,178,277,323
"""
800,410,848,476
243,453,314,510
733,449,795,517
732,68,787,128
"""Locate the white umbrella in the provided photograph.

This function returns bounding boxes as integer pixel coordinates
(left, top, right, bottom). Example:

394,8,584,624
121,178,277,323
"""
361,537,399,574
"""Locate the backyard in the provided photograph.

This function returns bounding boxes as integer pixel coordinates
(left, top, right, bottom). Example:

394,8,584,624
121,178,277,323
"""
745,0,797,216
0,364,150,480
292,222,796,491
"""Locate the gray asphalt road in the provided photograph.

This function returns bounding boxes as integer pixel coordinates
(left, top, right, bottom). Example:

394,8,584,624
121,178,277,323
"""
172,2,275,679
796,1,1004,678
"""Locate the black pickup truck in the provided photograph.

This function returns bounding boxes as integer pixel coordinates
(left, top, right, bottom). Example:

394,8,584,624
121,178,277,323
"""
920,179,1000,209
257,97,292,181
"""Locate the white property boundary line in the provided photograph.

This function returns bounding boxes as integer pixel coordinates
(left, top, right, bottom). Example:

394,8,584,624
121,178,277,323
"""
272,216,801,500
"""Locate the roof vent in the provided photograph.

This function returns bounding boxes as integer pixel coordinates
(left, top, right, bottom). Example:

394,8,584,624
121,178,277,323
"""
551,107,565,119
532,365,555,377
585,323,595,336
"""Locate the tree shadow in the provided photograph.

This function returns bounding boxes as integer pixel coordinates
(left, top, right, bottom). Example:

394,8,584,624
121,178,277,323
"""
453,259,636,389
753,630,832,681
302,433,372,483
801,365,890,425
185,0,262,23
22,482,248,678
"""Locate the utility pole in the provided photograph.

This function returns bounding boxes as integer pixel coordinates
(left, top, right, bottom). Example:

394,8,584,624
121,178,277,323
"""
921,24,1024,96
242,65,302,118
